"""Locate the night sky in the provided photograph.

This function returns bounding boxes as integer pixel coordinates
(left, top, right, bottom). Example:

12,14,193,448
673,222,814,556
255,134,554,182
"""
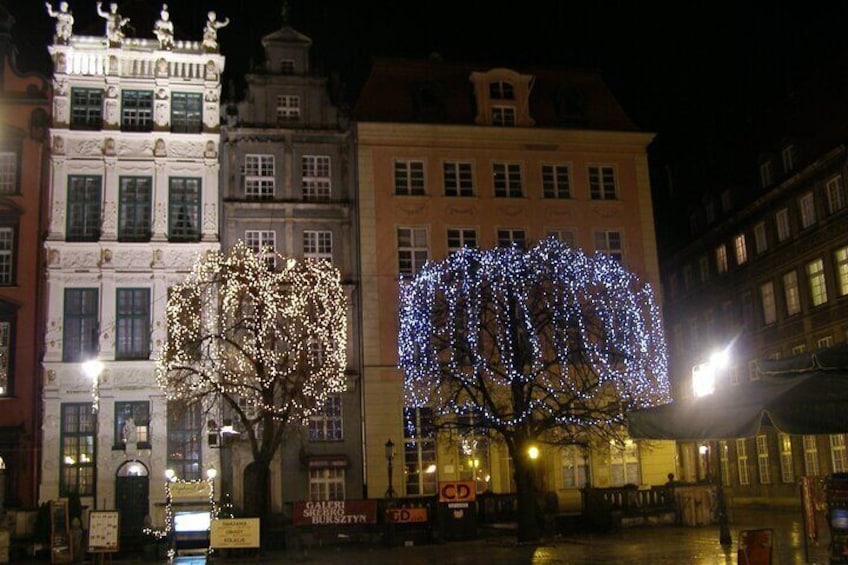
6,1,848,210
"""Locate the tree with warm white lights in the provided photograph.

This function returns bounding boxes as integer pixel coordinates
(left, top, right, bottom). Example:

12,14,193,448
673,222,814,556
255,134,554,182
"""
398,237,669,542
156,241,348,519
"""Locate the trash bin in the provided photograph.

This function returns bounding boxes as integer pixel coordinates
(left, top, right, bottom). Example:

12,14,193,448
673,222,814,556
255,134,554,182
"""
437,502,477,541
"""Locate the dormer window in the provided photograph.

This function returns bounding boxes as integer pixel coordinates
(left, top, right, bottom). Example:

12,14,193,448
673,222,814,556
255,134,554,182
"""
280,59,295,74
781,144,796,173
489,81,515,100
759,160,773,188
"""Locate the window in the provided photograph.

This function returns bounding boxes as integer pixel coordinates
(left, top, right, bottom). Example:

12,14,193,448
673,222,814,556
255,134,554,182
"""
609,440,640,486
276,94,300,120
279,59,295,74
404,407,437,495
60,403,96,496
588,165,617,200
114,401,150,448
715,244,728,274
719,441,730,486
398,227,428,277
171,92,202,133
489,81,515,100
303,230,332,261
168,178,201,242
807,258,828,306
720,190,732,213
756,435,771,484
67,176,102,241
783,270,801,316
0,152,17,194
308,395,342,441
492,163,523,197
835,246,848,297
497,228,526,249
561,446,587,488
542,164,571,198
759,160,773,188
309,468,345,501
0,227,15,285
443,161,474,197
245,230,276,269
302,155,331,201
447,228,477,253
753,221,768,255
831,434,848,473
167,400,202,480
63,289,99,362
818,336,834,350
699,256,709,282
826,175,845,215
70,88,103,130
121,90,154,132
682,264,693,290
118,176,152,241
760,282,776,325
547,229,575,248
244,155,275,199
775,208,790,242
394,160,425,196
115,289,150,360
734,233,748,265
799,192,816,229
803,435,820,476
0,320,10,395
736,439,750,485
781,144,796,173
595,231,623,262
491,107,516,126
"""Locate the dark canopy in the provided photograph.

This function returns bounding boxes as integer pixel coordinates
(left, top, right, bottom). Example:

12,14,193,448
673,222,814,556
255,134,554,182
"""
627,346,848,441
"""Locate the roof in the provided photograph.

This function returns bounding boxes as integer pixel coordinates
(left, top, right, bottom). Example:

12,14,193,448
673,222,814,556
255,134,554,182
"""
627,345,848,440
352,56,640,131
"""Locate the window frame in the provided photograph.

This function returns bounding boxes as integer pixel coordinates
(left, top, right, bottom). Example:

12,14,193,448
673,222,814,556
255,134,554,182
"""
542,164,572,199
120,89,154,132
114,400,151,449
736,439,751,486
243,154,275,200
167,400,203,480
62,288,99,362
0,225,17,285
0,151,19,194
303,230,333,261
759,281,777,325
0,318,13,396
168,177,201,242
170,92,202,134
753,221,768,255
67,175,102,242
595,230,623,262
799,191,816,229
756,434,771,484
308,394,343,442
309,467,345,501
783,270,801,316
826,174,845,215
397,227,428,277
775,208,791,242
245,230,277,269
60,403,96,497
803,435,820,476
588,165,618,200
403,407,437,496
394,160,425,196
492,162,523,198
835,246,848,297
443,161,475,197
302,155,331,201
115,288,151,360
276,94,301,121
70,87,103,130
447,228,477,253
806,258,828,307
118,176,152,242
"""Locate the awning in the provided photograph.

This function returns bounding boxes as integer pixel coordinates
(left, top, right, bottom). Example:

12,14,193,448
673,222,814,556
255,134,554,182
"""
627,346,848,441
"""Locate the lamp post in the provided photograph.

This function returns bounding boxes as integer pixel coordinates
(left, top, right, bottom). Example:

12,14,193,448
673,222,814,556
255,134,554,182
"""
83,359,104,509
384,439,395,499
692,350,732,548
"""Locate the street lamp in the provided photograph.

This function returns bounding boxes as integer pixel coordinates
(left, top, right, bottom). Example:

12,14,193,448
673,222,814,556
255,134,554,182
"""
82,359,103,509
692,350,732,547
384,439,395,498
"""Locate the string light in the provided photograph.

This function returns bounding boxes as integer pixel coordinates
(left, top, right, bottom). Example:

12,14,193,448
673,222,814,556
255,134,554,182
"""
155,239,348,425
398,237,670,439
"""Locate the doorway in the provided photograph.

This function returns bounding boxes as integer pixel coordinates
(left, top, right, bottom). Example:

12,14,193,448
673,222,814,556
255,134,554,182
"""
115,460,149,550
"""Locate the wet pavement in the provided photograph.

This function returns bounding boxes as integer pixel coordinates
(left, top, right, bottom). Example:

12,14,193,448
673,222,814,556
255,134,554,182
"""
20,505,836,564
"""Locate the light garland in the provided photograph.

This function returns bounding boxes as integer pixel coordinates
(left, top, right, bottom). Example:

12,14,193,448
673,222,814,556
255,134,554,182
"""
398,237,670,441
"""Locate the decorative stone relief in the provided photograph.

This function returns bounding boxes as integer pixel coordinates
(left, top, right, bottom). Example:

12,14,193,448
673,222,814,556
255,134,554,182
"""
47,370,56,383
53,98,69,125
205,60,218,80
204,89,219,103
152,319,166,350
112,248,155,270
118,138,154,157
45,319,62,353
398,203,427,216
53,79,67,96
104,98,119,126
154,138,166,157
497,206,524,217
204,140,217,158
445,205,474,217
47,248,61,266
99,248,113,266
55,52,67,73
156,57,168,77
153,202,166,234
203,203,217,232
72,138,103,157
103,137,116,156
203,103,218,129
168,140,202,158
547,208,573,218
52,135,65,155
591,206,618,218
155,101,168,127
151,248,164,268
51,201,65,231
60,248,101,269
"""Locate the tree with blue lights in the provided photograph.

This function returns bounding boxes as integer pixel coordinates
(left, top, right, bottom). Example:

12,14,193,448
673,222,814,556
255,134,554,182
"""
398,237,669,542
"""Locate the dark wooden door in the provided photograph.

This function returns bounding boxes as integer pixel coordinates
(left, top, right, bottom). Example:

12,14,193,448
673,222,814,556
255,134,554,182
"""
115,475,148,549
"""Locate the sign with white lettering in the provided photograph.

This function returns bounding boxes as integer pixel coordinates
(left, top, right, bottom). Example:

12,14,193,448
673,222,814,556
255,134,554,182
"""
88,511,120,552
210,518,260,549
169,481,212,501
292,500,377,526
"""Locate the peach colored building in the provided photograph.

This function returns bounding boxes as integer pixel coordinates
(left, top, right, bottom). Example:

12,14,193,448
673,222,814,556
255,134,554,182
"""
353,57,674,508
0,8,51,509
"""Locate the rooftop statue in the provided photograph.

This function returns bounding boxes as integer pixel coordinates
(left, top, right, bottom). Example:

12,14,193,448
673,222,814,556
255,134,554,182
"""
96,2,130,46
45,1,74,44
202,11,229,52
153,3,174,50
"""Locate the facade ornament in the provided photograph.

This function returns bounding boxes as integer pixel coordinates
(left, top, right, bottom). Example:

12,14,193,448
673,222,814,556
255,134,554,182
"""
45,2,74,45
153,4,175,50
97,2,130,47
202,11,229,52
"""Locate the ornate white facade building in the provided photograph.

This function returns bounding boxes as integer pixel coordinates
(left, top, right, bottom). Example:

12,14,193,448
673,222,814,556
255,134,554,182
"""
41,8,224,544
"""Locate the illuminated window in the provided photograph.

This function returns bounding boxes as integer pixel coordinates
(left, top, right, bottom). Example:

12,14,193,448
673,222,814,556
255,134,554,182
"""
542,164,571,198
561,446,587,488
595,231,623,263
778,434,794,483
775,208,790,242
759,282,776,325
835,246,848,296
302,155,331,201
719,441,730,486
121,90,154,132
0,227,14,285
756,435,771,484
783,270,801,316
826,175,845,214
309,395,343,441
818,336,834,350
114,401,150,448
609,440,640,486
245,230,276,269
443,161,474,196
792,344,806,356
492,163,523,197
244,155,275,199
276,94,300,120
60,403,96,496
303,230,332,261
0,152,17,194
404,407,437,495
447,228,477,253
167,400,202,480
715,245,728,274
799,192,816,229
397,227,428,277
806,258,828,306
309,468,345,501
831,434,848,473
803,435,820,476
394,160,425,196
734,233,748,265
736,439,750,485
588,165,617,200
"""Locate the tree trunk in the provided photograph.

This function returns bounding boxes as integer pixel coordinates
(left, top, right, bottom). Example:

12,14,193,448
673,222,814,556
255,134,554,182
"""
513,451,541,543
242,460,270,518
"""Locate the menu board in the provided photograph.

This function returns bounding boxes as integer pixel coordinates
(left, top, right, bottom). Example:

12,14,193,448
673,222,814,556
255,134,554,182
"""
87,511,120,553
